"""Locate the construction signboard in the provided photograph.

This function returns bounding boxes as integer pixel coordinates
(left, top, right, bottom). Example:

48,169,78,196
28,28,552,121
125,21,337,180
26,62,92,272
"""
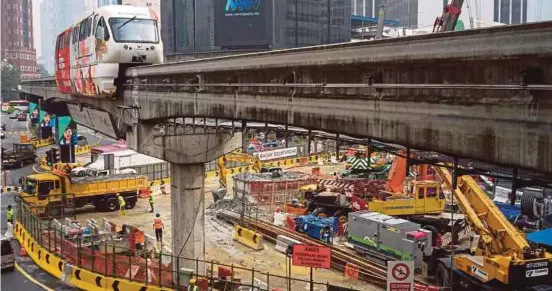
387,261,414,291
292,245,331,269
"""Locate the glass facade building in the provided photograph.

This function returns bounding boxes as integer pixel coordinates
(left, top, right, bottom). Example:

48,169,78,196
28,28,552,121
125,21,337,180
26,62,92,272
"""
162,0,351,56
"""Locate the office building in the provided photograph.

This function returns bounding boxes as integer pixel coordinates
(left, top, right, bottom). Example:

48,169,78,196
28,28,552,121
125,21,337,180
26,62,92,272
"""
162,0,351,56
494,0,528,24
1,0,40,79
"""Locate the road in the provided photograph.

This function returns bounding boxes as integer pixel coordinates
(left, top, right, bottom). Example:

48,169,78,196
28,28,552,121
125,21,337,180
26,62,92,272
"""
1,113,115,187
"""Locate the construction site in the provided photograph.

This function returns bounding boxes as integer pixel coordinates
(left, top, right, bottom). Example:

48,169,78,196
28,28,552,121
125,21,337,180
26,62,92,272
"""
11,138,552,291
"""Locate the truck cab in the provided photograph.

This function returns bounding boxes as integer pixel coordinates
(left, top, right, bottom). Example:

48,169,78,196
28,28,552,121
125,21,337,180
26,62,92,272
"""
20,173,64,207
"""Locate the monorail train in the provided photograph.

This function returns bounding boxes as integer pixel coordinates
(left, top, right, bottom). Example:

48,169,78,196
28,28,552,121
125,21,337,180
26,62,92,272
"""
55,5,163,98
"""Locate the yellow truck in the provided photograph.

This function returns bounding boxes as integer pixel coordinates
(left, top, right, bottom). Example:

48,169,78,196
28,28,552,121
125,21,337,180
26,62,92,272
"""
19,169,148,215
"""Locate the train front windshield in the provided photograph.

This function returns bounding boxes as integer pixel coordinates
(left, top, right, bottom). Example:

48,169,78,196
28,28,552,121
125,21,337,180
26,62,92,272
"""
109,18,159,43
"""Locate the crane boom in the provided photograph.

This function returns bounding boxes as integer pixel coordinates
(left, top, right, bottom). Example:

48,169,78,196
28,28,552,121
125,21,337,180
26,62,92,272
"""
433,0,464,32
435,166,531,257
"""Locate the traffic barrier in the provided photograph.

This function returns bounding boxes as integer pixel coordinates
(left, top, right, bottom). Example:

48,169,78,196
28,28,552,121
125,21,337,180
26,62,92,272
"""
233,225,264,250
14,221,172,291
1,186,22,193
32,137,55,148
74,145,91,156
204,152,329,179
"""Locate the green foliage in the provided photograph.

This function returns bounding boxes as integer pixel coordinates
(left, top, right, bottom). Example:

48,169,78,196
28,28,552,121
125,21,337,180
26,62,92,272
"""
1,59,21,102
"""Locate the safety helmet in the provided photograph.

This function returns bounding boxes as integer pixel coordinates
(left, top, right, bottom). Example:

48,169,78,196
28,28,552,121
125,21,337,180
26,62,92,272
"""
156,213,160,217
189,278,196,284
116,193,120,196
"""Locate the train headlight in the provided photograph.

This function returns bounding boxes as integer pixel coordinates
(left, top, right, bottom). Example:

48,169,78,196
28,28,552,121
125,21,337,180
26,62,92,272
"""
150,46,155,50
124,45,129,50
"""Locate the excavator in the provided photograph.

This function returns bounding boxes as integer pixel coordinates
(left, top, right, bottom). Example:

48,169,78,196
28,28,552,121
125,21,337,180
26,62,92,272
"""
212,152,263,202
429,166,552,290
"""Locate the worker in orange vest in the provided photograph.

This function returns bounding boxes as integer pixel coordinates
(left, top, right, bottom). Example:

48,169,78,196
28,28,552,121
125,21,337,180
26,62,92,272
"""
153,213,164,243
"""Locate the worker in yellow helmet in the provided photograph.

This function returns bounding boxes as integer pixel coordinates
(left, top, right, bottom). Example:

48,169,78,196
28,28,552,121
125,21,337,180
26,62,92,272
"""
188,278,199,291
117,194,126,216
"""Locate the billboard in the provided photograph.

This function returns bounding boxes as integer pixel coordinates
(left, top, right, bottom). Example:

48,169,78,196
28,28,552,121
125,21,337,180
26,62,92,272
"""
29,102,39,126
214,0,272,47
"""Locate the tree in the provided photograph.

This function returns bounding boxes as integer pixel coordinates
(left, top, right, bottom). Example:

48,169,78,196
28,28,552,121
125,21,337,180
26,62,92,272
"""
1,59,21,102
38,64,51,78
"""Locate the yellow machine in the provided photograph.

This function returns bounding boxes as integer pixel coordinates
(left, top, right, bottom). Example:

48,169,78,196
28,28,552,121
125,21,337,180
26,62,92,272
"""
20,169,147,215
217,152,262,189
368,180,446,216
433,166,552,290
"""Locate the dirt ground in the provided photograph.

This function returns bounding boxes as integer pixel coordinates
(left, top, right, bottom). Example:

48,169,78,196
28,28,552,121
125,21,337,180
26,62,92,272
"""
75,163,383,291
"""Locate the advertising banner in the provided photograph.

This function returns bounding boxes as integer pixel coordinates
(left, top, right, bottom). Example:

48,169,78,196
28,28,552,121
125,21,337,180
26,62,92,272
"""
57,116,77,163
253,147,297,161
214,0,272,47
39,110,54,139
29,102,39,126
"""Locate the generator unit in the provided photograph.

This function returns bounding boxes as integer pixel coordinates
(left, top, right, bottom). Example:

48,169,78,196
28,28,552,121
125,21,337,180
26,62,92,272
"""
348,210,432,270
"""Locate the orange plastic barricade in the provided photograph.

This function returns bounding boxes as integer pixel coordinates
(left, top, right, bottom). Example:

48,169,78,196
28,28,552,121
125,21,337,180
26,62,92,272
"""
344,262,359,280
311,167,321,176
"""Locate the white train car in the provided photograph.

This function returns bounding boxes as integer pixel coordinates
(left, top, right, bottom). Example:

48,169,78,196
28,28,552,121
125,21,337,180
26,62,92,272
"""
55,5,163,98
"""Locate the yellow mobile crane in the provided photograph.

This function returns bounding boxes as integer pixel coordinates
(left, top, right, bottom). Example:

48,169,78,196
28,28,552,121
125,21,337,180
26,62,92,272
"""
430,167,552,290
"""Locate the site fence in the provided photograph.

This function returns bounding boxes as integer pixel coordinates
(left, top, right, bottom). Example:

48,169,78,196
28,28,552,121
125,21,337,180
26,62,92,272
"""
17,201,362,291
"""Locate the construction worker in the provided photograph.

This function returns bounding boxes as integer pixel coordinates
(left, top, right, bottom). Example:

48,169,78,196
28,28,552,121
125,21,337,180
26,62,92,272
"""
6,205,14,225
188,278,199,291
148,194,155,213
153,213,164,242
117,194,126,216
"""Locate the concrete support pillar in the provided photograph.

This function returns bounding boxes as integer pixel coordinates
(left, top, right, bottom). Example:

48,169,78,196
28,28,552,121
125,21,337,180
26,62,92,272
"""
307,129,312,154
127,123,242,276
242,120,248,153
171,163,205,273
335,133,341,159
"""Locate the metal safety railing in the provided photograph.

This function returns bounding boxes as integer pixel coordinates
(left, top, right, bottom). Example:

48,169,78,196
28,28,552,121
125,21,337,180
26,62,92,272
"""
16,200,363,291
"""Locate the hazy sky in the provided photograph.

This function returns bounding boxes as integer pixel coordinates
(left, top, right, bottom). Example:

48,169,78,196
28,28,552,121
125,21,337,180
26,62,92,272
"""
33,0,41,58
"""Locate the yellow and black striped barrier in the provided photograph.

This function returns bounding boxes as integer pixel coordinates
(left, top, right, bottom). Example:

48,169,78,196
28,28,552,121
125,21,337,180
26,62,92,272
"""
75,145,91,156
233,225,264,250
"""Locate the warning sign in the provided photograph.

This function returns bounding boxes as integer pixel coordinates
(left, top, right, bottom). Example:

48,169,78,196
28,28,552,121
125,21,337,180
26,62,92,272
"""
292,245,331,269
387,261,414,291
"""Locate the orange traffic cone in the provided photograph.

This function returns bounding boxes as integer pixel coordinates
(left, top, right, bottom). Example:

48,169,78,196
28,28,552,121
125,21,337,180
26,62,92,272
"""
19,246,27,256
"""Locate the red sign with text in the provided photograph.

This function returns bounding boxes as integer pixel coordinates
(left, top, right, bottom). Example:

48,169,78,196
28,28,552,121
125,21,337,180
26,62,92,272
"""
292,245,331,269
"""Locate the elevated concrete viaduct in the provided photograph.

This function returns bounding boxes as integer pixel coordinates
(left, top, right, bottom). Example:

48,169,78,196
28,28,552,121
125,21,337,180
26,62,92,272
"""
22,21,552,175
20,21,552,266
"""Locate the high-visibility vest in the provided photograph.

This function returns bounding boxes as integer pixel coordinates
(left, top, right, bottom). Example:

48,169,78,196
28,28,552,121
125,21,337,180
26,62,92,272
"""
149,195,155,203
118,196,126,207
153,218,163,230
135,231,145,244
6,209,13,220
187,285,199,291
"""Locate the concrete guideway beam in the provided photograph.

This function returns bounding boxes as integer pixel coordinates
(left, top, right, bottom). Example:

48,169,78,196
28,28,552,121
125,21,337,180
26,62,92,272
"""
126,91,552,175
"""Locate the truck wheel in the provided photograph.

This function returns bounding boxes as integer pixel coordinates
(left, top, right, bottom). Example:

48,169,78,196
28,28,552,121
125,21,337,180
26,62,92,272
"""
125,199,136,209
104,198,118,212
436,263,450,287
46,204,62,217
